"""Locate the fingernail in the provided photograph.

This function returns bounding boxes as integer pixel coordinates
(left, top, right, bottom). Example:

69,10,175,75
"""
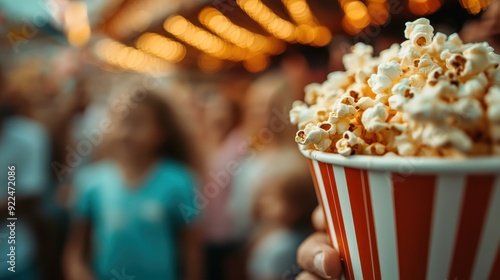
313,252,331,279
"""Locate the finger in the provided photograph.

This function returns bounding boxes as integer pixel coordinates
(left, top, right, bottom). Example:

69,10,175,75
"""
296,271,325,280
312,206,326,231
297,232,342,279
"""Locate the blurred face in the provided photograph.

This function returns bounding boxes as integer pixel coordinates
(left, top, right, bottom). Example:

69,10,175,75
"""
112,102,165,159
254,181,290,224
204,94,234,135
244,85,274,136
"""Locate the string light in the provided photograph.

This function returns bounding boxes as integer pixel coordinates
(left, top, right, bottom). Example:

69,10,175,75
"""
198,7,285,55
342,16,362,35
367,0,389,25
408,0,443,15
198,53,224,73
164,15,252,61
94,38,172,75
136,33,186,63
236,0,298,42
343,0,370,32
106,0,180,40
459,0,491,14
311,26,332,47
339,0,390,34
243,53,270,73
237,0,332,46
281,0,332,45
64,1,91,47
281,0,317,26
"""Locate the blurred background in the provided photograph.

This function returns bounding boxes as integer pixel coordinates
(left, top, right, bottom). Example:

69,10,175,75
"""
0,0,497,280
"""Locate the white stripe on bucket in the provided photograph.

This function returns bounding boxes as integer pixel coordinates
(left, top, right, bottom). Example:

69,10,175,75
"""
361,172,378,280
334,165,364,279
426,174,466,280
368,171,399,280
471,176,500,280
312,160,339,251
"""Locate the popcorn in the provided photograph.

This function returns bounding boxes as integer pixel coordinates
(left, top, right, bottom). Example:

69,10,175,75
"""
323,71,351,93
379,43,401,63
362,103,389,132
368,61,403,95
328,104,356,134
420,124,473,152
409,74,426,88
295,123,332,151
447,33,463,50
313,107,329,122
354,68,373,84
416,54,442,77
490,124,500,142
427,68,444,86
400,43,421,70
318,121,337,135
337,93,356,106
394,132,418,156
304,83,322,105
345,83,368,101
485,86,500,105
404,18,434,47
379,60,403,80
336,131,367,156
331,102,357,118
368,74,392,95
355,97,378,110
403,82,455,122
291,17,500,157
364,142,386,155
462,44,491,77
443,51,466,76
389,79,413,110
486,86,500,124
425,32,452,58
342,43,375,73
449,98,483,125
487,105,500,123
289,101,315,129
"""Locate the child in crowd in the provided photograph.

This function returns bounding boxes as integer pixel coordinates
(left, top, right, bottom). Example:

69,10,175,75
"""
64,91,203,280
248,167,317,280
199,88,246,280
0,62,52,280
226,71,316,280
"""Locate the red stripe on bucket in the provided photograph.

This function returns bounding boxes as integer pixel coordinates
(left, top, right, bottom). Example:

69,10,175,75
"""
448,175,496,279
319,162,354,280
344,167,381,280
489,246,500,279
393,174,436,280
308,159,330,238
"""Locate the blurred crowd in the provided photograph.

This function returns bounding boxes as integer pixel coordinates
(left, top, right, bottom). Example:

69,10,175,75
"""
0,41,332,280
1,3,499,279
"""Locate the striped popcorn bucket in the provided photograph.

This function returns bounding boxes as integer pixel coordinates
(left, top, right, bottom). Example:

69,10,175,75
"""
301,149,500,280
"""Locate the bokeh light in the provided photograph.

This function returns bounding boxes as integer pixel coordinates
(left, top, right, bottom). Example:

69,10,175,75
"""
198,53,224,73
94,38,172,74
136,33,186,63
164,15,252,61
409,0,443,15
198,7,286,55
459,0,491,14
63,1,91,47
243,53,270,72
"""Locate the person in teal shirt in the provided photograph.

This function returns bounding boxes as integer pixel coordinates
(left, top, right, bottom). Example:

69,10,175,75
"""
64,91,203,280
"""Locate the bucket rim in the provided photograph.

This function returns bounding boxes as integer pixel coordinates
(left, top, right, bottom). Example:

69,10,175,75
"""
300,148,500,174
